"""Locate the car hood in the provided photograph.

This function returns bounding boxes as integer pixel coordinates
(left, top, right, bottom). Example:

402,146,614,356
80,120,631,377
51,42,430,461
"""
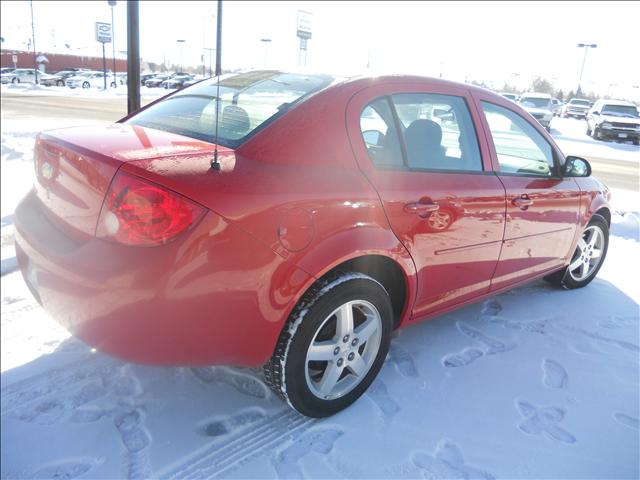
522,106,552,115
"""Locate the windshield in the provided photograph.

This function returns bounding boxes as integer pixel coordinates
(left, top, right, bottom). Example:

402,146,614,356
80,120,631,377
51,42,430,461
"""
601,104,639,117
569,99,590,106
126,71,335,147
520,97,551,109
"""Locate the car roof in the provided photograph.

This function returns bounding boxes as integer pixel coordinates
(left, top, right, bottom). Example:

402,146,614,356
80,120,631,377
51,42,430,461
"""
519,92,552,98
597,99,635,107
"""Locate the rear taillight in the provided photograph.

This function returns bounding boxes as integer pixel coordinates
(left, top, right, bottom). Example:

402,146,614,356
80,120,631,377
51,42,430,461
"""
96,171,205,246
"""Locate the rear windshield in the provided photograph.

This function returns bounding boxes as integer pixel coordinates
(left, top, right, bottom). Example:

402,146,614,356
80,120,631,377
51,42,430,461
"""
569,99,590,106
126,71,335,147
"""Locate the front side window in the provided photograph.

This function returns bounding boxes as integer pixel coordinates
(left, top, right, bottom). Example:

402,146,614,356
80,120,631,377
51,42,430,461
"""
127,71,335,147
481,101,556,176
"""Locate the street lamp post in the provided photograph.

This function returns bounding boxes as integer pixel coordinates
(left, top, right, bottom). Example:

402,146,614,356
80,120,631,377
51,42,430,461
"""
260,38,271,68
176,39,186,73
204,47,215,77
108,0,117,87
577,43,597,97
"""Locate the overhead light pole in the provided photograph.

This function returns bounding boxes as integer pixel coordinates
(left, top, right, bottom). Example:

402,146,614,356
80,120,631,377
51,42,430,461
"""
176,39,186,73
260,38,271,68
108,0,117,85
577,43,597,97
30,0,38,84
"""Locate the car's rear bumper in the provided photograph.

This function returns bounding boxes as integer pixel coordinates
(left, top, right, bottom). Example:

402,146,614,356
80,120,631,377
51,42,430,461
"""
14,189,310,367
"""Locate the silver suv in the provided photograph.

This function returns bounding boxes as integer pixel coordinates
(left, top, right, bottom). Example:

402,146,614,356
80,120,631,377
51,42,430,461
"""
561,98,591,119
586,99,640,145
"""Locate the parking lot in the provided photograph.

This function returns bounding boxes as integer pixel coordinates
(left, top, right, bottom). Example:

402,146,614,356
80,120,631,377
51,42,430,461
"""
1,86,638,479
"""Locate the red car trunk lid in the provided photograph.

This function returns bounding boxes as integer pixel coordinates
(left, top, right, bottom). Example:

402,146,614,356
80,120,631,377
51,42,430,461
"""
33,124,216,238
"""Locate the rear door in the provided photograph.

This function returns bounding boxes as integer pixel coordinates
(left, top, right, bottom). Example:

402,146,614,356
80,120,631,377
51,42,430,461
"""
471,93,581,290
347,82,506,320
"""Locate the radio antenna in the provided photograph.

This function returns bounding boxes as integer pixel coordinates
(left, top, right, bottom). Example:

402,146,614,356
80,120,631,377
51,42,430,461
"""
211,0,223,171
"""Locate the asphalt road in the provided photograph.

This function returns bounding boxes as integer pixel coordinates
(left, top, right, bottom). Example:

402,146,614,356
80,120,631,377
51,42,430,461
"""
1,92,638,190
0,92,154,122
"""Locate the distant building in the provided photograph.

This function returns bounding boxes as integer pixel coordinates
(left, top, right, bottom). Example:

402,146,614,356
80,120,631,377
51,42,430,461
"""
1,49,127,72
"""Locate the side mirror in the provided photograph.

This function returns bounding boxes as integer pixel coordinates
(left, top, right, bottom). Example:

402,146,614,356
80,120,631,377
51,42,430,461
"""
592,111,600,116
563,156,591,177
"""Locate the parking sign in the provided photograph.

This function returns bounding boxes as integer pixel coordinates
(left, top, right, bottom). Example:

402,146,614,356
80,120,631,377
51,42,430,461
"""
95,22,112,43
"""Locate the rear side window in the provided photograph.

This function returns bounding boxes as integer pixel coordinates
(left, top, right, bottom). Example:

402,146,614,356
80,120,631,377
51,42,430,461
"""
391,93,482,171
359,93,482,172
481,102,555,176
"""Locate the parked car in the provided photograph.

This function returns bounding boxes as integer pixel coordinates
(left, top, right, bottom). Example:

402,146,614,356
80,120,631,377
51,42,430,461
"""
145,74,172,87
14,71,611,418
518,92,554,130
182,75,207,88
38,70,78,87
561,98,591,119
140,73,160,86
551,98,563,116
586,99,640,145
1,68,40,84
0,67,16,75
161,74,194,89
66,71,116,89
34,72,64,86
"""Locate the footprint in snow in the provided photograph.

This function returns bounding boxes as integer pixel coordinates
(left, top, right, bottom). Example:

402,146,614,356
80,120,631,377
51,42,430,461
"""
542,359,568,389
389,343,419,378
481,298,503,317
442,348,484,368
613,412,639,430
457,322,515,355
411,439,495,479
200,407,266,437
366,379,400,418
191,366,270,399
114,409,152,479
271,428,344,479
516,400,576,444
32,459,101,480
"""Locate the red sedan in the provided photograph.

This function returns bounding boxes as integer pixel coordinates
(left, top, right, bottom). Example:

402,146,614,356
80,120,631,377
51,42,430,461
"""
14,71,611,417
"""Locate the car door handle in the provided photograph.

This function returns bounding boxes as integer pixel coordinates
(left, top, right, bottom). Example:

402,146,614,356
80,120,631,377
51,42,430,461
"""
512,196,534,209
404,201,440,214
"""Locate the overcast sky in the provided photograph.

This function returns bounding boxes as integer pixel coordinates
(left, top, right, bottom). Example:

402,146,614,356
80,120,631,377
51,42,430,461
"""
1,1,639,99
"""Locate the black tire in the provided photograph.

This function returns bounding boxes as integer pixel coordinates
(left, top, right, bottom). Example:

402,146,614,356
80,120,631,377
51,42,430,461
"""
263,272,393,417
586,125,592,136
544,214,609,289
110,81,116,88
56,80,64,87
82,81,90,89
12,77,19,84
633,138,639,146
592,127,600,140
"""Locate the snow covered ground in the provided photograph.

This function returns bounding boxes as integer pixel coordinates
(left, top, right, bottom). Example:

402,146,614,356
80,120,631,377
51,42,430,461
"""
1,105,639,479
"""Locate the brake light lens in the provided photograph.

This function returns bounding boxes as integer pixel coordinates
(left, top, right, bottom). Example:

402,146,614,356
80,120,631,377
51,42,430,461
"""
96,171,205,246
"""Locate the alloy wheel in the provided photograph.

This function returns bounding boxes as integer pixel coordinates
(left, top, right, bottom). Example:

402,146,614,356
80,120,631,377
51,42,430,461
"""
304,300,382,400
568,225,605,281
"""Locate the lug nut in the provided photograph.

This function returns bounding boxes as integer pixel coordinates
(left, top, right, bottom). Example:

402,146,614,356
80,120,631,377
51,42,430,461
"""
351,338,358,347
343,334,350,343
348,352,355,361
337,358,344,367
333,346,340,355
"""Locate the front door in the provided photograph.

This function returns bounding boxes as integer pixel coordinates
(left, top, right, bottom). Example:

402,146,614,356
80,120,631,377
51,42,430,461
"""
473,97,582,290
347,83,506,320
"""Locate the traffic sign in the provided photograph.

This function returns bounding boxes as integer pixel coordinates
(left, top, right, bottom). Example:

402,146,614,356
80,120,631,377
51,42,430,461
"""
297,10,312,40
95,22,112,43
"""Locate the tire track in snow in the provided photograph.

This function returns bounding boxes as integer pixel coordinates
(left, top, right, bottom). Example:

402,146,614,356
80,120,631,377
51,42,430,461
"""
160,408,315,479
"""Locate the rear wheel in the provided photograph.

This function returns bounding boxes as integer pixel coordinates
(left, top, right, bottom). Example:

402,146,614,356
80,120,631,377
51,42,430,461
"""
56,80,64,87
263,272,393,417
544,214,609,289
12,77,19,84
82,81,90,89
